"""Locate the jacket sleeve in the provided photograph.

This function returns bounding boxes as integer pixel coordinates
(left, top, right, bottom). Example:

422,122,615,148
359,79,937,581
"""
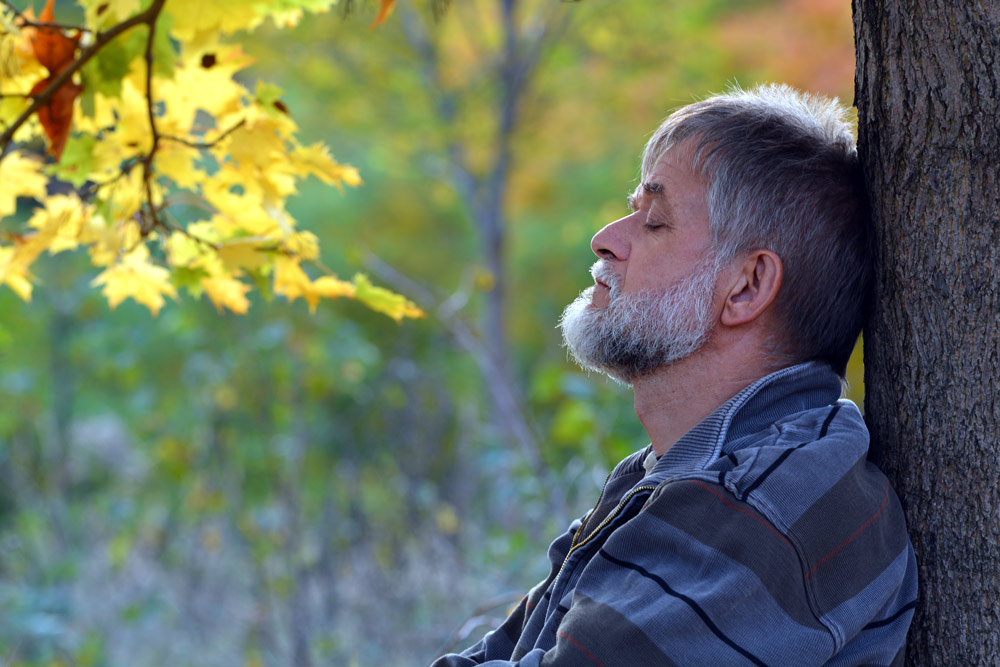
434,478,910,666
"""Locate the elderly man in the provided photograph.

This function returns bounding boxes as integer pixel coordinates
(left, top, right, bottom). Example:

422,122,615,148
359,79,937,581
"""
433,85,917,666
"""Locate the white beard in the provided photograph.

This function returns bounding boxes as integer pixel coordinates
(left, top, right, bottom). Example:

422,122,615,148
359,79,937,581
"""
558,258,719,384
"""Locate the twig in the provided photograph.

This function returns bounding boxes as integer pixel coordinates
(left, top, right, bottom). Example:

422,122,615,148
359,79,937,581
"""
160,214,220,250
79,156,142,201
431,591,524,658
160,119,246,150
0,0,92,33
0,0,93,32
138,0,167,234
0,0,164,159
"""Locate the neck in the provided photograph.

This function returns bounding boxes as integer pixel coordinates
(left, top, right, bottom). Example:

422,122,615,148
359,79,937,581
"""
633,343,780,456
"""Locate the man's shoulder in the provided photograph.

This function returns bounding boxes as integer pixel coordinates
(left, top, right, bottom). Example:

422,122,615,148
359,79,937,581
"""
636,400,915,646
718,399,876,520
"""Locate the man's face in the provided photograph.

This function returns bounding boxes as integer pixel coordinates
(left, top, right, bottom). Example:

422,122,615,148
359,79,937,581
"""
558,144,720,383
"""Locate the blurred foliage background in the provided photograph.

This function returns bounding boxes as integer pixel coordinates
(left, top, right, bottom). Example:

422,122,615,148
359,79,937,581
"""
0,0,860,664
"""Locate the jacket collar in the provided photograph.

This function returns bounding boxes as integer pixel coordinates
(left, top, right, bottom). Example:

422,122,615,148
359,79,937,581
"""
635,361,844,480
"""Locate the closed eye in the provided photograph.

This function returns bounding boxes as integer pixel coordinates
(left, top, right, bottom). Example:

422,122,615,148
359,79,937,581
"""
643,213,669,231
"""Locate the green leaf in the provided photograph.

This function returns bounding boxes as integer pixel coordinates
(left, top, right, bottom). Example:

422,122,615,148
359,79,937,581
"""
152,12,178,78
171,265,210,295
255,80,288,118
352,273,423,322
81,30,146,99
48,134,98,187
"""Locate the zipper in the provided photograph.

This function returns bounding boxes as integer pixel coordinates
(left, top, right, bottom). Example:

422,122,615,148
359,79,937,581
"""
550,484,658,596
568,472,612,553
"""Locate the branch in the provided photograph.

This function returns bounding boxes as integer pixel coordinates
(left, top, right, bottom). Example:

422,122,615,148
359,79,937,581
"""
0,0,164,159
138,0,167,233
361,251,567,519
398,6,480,205
431,591,524,658
488,0,569,194
160,119,246,150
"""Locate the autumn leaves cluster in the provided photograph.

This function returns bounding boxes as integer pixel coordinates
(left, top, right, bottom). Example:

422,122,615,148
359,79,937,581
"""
0,0,419,320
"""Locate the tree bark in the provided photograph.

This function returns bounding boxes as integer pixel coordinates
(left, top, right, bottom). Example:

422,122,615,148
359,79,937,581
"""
854,2,1000,663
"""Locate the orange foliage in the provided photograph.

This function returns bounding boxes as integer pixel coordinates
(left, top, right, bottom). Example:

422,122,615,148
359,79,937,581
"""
717,0,854,100
29,75,82,159
29,0,80,71
369,0,396,30
27,0,83,158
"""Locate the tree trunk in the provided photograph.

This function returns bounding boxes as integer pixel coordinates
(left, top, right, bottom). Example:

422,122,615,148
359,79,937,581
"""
854,2,1000,664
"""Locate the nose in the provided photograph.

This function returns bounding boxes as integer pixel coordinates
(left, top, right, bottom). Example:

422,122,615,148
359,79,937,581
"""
591,215,631,261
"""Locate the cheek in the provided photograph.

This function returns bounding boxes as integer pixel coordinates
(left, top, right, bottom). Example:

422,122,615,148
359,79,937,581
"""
624,257,671,293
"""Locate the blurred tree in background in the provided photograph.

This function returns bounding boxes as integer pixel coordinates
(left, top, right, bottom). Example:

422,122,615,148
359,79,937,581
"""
0,0,859,664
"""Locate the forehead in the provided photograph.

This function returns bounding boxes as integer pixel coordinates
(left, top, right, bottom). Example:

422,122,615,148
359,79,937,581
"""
634,142,708,212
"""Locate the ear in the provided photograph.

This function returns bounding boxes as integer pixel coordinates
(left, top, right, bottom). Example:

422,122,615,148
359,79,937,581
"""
719,249,783,327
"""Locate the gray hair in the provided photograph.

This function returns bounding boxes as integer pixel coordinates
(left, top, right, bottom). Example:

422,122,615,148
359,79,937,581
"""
642,83,872,375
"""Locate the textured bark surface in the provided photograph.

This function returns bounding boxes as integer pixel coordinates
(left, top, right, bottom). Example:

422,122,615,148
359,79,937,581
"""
854,1,1000,664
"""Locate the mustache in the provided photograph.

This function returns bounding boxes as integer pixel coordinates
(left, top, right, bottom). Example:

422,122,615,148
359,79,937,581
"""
590,261,621,293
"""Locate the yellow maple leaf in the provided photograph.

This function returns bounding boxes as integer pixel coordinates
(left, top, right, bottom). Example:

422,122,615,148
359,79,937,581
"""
352,273,423,322
216,238,272,273
157,44,251,134
164,229,210,268
28,194,90,254
79,0,140,25
312,275,356,301
202,175,281,236
201,274,251,314
283,231,319,261
290,143,362,189
218,116,299,203
273,255,312,308
91,245,177,315
97,164,149,223
273,257,355,313
0,194,90,299
254,0,333,29
86,218,141,267
155,142,203,190
108,75,156,155
0,11,46,85
166,0,264,47
0,151,48,218
0,246,35,300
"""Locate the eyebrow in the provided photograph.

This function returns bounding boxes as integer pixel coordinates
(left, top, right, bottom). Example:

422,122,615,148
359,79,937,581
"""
627,181,666,210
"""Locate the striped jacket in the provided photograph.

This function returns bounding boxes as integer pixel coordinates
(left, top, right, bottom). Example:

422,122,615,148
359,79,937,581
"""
433,362,918,666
